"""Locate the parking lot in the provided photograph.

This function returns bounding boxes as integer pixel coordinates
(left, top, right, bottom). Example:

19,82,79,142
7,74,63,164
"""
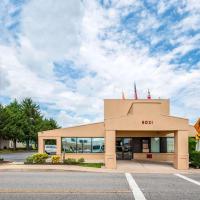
0,171,199,200
0,151,35,162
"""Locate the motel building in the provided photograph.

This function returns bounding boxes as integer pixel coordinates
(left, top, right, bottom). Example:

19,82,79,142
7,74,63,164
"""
38,98,197,170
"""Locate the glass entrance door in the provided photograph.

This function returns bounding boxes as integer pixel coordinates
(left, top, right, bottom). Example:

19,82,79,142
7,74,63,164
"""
116,138,132,160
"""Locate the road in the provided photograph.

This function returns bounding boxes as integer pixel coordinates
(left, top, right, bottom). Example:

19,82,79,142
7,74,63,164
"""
0,171,199,200
0,151,35,162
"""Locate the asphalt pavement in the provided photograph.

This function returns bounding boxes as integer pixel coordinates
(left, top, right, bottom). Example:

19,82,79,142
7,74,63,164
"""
0,171,199,200
0,151,35,162
132,173,200,200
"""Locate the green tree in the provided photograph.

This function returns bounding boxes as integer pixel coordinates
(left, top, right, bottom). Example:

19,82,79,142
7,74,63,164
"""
21,98,41,150
3,100,24,150
189,137,197,153
39,118,60,131
0,98,60,150
0,104,9,140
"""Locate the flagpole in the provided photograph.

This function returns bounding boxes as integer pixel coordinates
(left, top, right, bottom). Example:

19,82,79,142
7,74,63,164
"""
134,82,138,100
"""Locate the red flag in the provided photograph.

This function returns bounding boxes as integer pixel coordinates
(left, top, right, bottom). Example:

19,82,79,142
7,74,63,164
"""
134,82,138,99
147,89,151,99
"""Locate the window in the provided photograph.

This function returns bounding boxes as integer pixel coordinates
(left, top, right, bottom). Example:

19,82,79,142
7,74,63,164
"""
160,137,174,153
62,137,104,153
160,138,167,153
151,138,160,153
142,139,149,153
83,138,92,153
92,138,104,153
77,138,91,153
62,138,76,153
167,138,174,153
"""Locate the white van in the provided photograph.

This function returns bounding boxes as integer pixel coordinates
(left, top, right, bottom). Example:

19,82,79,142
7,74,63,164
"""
45,145,56,155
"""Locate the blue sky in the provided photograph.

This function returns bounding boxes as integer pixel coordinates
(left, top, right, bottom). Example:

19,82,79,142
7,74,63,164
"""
0,0,199,127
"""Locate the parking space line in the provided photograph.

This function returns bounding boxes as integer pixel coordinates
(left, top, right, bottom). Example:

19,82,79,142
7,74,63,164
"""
174,173,200,186
125,173,146,200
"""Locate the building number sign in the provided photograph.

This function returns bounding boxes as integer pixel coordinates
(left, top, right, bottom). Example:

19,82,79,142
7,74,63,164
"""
142,120,153,124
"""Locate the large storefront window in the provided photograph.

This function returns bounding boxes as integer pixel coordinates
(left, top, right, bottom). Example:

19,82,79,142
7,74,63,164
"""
92,138,104,153
77,138,91,153
151,137,160,153
62,138,76,153
160,137,174,153
167,138,174,153
62,137,104,153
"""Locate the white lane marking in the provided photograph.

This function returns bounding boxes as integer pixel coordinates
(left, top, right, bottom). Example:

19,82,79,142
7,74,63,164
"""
125,173,146,200
174,173,200,186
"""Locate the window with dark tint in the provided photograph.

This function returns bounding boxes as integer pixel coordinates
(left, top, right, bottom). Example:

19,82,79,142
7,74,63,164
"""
160,137,174,153
142,139,150,153
160,138,167,153
132,138,142,153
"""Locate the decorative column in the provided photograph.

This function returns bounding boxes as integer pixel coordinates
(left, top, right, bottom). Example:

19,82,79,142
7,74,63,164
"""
38,137,44,153
56,137,61,156
105,130,116,169
174,130,189,170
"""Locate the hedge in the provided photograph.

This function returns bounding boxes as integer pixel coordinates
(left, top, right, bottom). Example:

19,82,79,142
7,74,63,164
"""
190,151,200,168
25,153,48,164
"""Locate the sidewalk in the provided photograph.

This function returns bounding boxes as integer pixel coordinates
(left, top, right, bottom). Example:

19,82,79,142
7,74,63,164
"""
0,161,200,174
0,162,113,173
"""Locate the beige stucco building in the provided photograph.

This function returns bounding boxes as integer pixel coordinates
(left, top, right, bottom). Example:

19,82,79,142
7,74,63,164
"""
38,99,197,170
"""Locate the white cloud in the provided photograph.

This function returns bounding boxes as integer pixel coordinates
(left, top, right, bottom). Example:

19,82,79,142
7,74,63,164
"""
0,0,200,127
56,110,91,127
21,0,84,61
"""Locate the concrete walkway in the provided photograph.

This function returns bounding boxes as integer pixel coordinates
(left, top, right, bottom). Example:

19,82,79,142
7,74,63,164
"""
116,160,182,173
0,160,200,174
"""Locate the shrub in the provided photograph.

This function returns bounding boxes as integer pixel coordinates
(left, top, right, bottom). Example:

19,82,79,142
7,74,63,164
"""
0,157,4,162
25,156,34,164
51,155,60,164
25,153,48,164
190,151,200,168
63,158,78,165
189,137,196,154
78,158,85,163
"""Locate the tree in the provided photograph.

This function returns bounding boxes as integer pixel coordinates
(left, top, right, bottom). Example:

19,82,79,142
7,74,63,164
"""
3,100,24,150
21,98,41,150
0,97,60,150
0,104,6,138
189,137,197,153
40,118,60,131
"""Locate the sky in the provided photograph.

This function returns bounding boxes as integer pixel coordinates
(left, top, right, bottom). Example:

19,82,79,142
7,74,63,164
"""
0,0,199,127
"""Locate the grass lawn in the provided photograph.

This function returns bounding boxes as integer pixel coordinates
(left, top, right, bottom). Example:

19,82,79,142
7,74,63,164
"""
78,163,104,168
0,149,37,154
24,162,104,168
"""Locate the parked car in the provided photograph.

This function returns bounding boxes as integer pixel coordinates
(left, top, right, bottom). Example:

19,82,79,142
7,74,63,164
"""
92,144,104,153
45,145,56,155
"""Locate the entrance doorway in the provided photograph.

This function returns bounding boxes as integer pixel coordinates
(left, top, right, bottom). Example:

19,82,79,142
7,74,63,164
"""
116,138,132,160
116,137,143,160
